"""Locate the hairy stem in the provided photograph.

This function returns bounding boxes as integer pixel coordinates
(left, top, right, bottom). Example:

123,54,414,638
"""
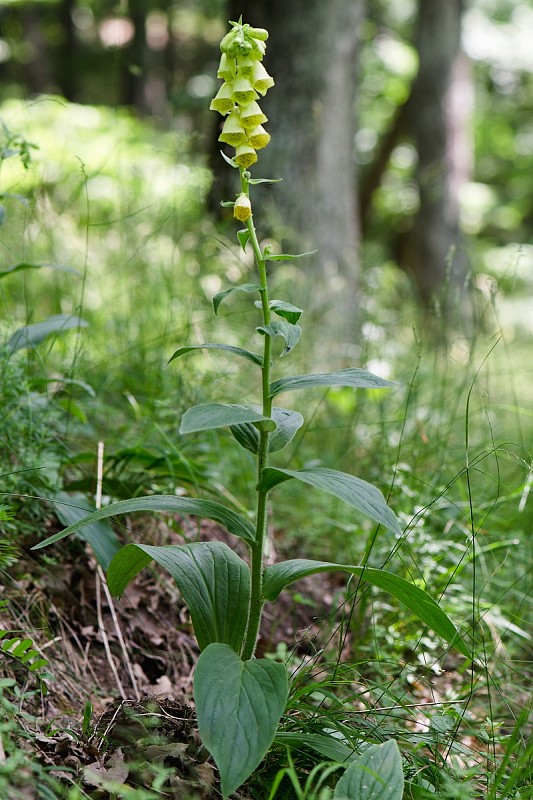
241,169,272,660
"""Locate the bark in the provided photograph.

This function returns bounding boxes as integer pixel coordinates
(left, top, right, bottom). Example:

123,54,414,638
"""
222,0,363,344
405,0,472,312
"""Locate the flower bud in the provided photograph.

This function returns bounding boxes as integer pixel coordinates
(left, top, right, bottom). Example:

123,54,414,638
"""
247,125,271,150
209,82,235,115
218,112,248,147
232,75,258,105
220,29,239,54
239,100,267,129
247,26,269,41
234,145,258,168
233,193,252,221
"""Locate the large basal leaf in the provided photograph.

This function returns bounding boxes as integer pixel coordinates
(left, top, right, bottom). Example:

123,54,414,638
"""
259,467,401,536
257,320,301,356
213,283,260,315
180,403,275,435
262,560,471,659
334,740,404,800
53,492,121,570
31,495,256,549
7,314,89,353
167,343,263,367
107,543,250,652
194,642,288,798
270,368,394,398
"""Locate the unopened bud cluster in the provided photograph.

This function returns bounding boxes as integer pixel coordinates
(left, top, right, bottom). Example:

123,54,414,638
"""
210,21,274,170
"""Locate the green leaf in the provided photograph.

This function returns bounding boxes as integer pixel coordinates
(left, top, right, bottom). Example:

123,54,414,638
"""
269,300,303,324
12,638,32,658
194,643,288,798
247,177,282,185
0,262,80,279
263,249,317,261
220,149,238,168
107,543,250,652
275,732,356,764
31,495,256,549
334,740,404,800
262,560,471,659
7,314,89,353
230,422,260,454
53,492,122,570
259,467,401,535
180,403,276,435
257,320,301,356
237,228,250,251
167,343,262,367
270,368,394,397
213,283,260,315
268,407,304,453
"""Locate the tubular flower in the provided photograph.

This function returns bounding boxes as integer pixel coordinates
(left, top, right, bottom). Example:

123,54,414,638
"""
233,193,252,221
210,20,274,167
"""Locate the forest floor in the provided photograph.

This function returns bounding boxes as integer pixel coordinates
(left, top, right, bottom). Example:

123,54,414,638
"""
3,512,531,800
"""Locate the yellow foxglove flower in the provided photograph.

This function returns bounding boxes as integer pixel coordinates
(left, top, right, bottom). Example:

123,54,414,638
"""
232,75,258,105
251,61,274,96
233,193,252,221
239,100,267,129
236,56,255,79
234,145,258,168
218,113,248,147
217,53,235,82
210,82,235,115
247,125,271,150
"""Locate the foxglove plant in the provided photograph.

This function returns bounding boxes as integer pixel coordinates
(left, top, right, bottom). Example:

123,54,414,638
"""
34,20,470,798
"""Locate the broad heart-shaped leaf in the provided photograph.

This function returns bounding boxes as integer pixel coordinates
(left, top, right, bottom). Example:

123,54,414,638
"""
259,467,401,536
53,492,121,570
262,560,471,659
31,495,256,549
180,403,275,435
270,368,394,398
7,314,89,353
107,543,250,652
213,283,260,315
194,643,288,798
257,320,301,357
167,343,263,367
0,262,80,279
268,407,304,453
334,740,404,800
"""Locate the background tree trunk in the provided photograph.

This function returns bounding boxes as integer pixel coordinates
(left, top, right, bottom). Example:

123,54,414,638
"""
405,0,471,312
223,0,363,346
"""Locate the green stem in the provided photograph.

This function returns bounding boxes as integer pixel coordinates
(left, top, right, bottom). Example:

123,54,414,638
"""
241,169,272,660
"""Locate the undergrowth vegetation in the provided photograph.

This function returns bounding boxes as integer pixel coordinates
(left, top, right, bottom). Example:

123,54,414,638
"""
0,89,531,799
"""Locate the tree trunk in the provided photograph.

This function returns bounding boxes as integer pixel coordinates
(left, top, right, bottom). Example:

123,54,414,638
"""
405,0,471,313
223,0,363,345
